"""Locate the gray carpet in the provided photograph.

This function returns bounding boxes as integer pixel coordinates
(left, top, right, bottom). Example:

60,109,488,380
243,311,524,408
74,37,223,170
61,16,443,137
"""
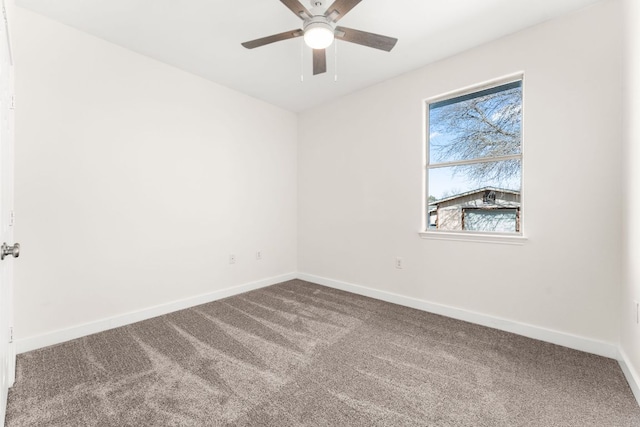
5,279,640,426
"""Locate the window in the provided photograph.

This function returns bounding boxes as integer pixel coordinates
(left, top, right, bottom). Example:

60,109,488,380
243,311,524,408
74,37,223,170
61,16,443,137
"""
425,77,523,237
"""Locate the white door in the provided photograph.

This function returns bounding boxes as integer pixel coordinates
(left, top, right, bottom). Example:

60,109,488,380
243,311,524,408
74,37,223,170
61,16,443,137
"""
0,0,15,423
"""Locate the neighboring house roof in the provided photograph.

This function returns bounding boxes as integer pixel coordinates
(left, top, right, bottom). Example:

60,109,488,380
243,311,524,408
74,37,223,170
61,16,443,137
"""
430,186,520,206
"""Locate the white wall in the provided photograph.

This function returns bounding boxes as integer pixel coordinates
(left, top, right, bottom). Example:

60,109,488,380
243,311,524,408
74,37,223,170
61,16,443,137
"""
621,0,640,391
12,8,298,341
299,0,622,346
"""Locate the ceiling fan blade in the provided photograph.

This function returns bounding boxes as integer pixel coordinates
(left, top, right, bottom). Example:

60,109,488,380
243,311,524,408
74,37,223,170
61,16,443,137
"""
241,29,303,49
313,49,327,75
335,26,398,52
280,0,312,19
325,0,362,22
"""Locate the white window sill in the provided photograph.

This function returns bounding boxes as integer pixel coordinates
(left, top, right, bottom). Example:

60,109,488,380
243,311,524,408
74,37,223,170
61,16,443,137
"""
418,231,528,245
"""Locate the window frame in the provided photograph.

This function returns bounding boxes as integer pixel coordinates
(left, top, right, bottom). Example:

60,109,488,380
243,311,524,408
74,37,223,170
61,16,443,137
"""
420,73,527,245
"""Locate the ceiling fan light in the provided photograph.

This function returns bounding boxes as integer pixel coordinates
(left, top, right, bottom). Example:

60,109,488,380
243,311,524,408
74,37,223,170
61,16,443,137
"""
304,22,334,49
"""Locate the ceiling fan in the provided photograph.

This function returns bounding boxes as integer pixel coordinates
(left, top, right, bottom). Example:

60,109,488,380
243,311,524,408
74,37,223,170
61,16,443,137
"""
241,0,398,76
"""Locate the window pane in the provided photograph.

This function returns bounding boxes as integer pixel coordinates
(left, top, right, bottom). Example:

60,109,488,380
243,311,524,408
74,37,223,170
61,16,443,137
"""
429,81,522,165
427,159,521,233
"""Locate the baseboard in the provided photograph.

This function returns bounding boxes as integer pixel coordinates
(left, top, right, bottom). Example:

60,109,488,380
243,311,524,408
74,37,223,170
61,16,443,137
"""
618,348,640,406
15,272,297,354
15,271,620,361
297,273,619,359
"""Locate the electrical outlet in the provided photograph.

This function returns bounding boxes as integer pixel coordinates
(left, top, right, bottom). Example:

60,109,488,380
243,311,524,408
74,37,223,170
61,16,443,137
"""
395,257,404,269
229,254,236,265
256,250,262,260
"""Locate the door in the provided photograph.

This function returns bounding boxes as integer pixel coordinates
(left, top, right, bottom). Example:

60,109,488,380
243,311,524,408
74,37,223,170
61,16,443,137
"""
0,0,14,423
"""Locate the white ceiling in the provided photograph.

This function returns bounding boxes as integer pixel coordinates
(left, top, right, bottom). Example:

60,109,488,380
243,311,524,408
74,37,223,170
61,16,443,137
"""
15,0,602,112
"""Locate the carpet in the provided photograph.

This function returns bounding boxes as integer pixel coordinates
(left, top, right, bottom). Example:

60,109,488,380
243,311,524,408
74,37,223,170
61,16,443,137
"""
5,279,640,426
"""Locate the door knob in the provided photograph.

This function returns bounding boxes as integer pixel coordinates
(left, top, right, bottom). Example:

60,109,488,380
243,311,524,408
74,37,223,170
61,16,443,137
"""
1,242,20,260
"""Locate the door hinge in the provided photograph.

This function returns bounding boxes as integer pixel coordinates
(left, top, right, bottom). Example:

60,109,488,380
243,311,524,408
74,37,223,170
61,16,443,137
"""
10,94,15,110
9,326,13,343
9,209,14,226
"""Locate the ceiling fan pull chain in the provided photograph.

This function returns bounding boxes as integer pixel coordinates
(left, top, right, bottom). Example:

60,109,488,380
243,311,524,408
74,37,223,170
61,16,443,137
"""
334,39,338,82
300,37,305,82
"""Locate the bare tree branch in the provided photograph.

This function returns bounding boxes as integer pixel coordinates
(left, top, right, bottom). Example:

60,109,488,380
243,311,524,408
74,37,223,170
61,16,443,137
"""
430,86,522,188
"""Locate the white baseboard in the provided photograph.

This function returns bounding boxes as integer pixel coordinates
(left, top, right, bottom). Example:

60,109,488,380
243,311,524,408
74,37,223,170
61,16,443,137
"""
15,270,621,362
618,348,640,406
297,273,619,360
16,272,297,354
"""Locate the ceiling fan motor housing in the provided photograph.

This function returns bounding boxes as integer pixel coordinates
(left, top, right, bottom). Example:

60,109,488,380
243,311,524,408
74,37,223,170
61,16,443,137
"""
303,16,335,33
